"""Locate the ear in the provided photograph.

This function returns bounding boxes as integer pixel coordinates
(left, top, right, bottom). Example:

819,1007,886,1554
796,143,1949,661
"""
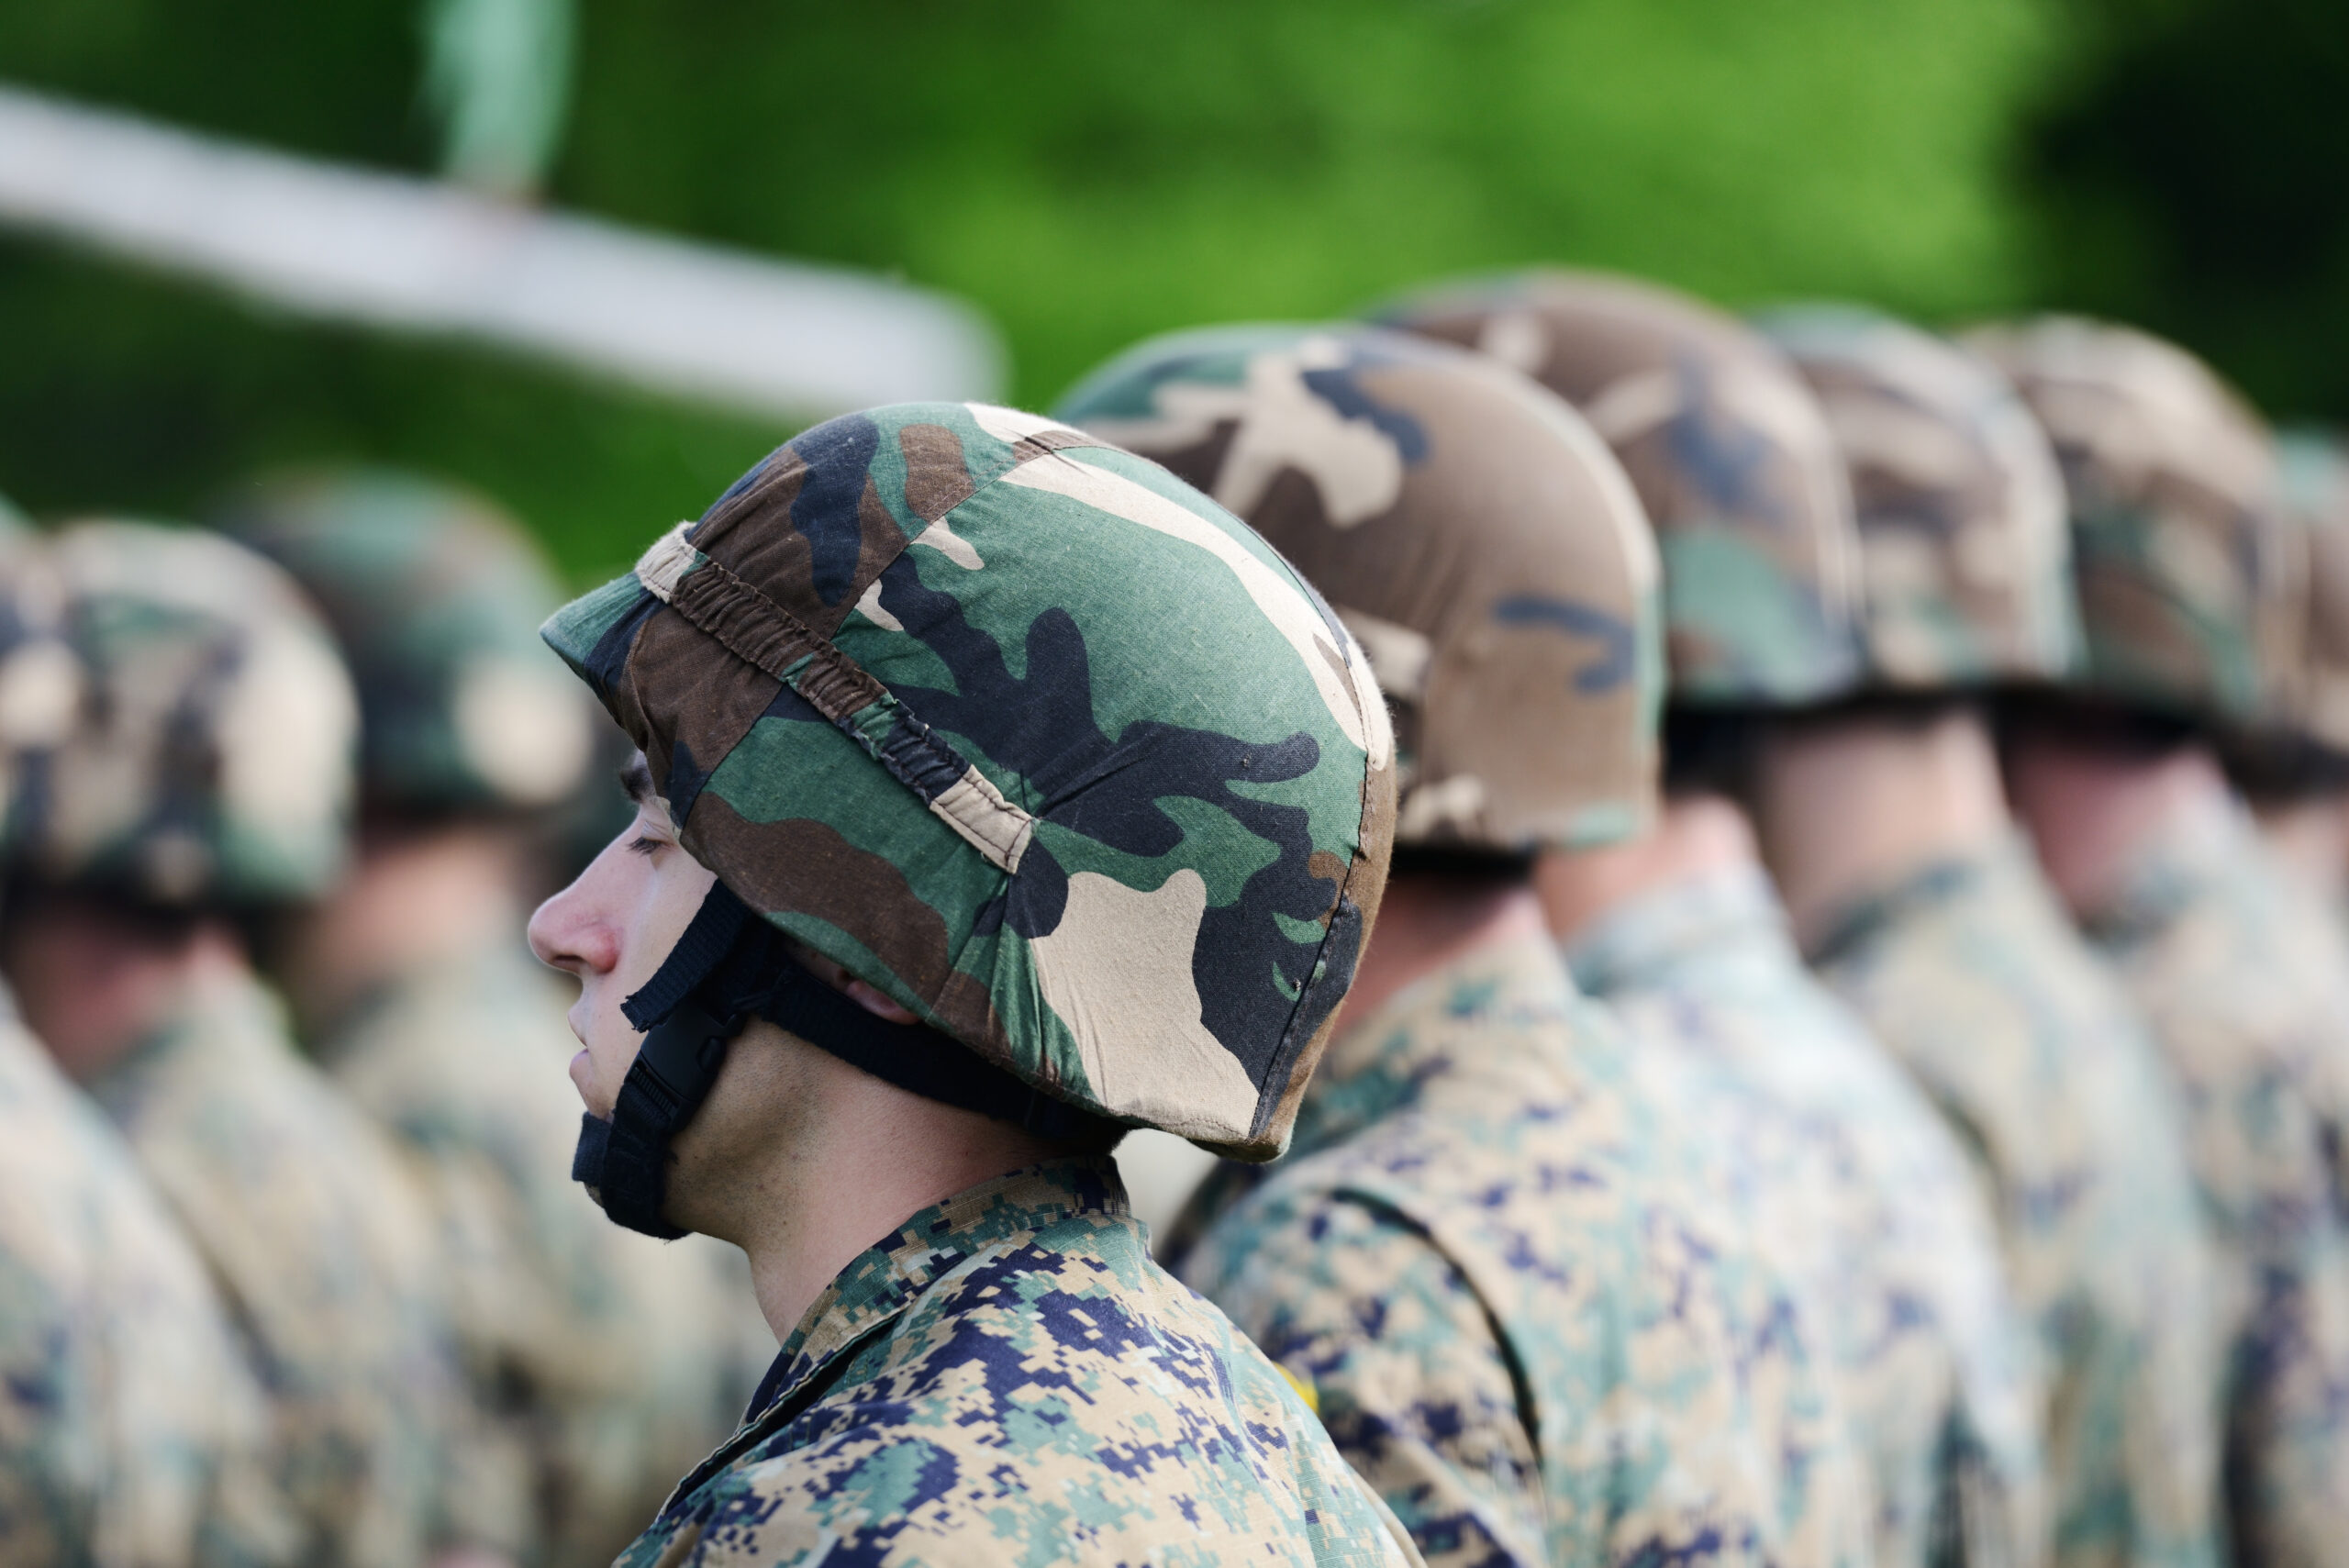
843,978,920,1027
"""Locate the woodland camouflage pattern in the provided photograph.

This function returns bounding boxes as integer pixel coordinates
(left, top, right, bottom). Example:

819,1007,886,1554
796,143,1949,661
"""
542,400,1395,1158
10,521,358,907
618,1160,1419,1568
86,962,467,1568
222,468,599,816
1057,322,1664,852
1963,319,2301,729
1375,270,1863,707
1810,837,2225,1568
2272,432,2349,756
1565,865,2045,1568
1757,306,2078,690
0,1005,294,1568
2078,796,2349,1568
1183,932,1869,1568
317,938,770,1568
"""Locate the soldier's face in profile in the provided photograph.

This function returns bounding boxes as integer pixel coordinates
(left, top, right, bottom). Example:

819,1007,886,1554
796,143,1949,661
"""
528,752,717,1117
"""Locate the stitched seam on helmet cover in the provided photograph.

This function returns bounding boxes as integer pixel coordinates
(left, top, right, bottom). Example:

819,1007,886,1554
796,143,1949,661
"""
642,537,1034,873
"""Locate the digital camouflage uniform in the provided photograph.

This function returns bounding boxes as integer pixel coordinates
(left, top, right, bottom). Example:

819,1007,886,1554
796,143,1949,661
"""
543,400,1417,1567
9,521,468,1568
227,471,765,1567
1380,279,2045,1568
1062,324,1871,1568
1753,307,2226,1568
1973,318,2349,1568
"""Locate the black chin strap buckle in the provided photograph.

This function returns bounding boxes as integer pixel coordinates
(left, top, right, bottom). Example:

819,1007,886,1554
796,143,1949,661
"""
578,997,744,1240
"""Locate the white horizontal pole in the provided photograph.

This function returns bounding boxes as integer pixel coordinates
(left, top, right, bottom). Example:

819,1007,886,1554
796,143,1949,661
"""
0,84,1006,418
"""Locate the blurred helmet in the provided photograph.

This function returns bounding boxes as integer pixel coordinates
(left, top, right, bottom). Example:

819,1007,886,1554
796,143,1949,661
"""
2274,430,2349,757
219,469,596,817
1058,322,1662,853
544,401,1393,1159
1964,317,2300,729
1756,305,2079,689
1377,269,1863,708
11,522,358,908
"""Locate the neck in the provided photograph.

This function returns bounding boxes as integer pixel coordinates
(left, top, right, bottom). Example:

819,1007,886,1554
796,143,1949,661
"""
4,910,245,1084
1329,874,1548,1040
2253,795,2349,906
1751,705,2010,943
669,1026,1082,1343
277,824,522,1034
2004,733,2229,918
1534,794,1757,947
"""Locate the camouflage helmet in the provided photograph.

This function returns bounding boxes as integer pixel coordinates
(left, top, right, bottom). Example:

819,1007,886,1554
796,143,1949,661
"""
1057,322,1663,853
1964,317,2300,729
1754,305,2079,690
10,521,359,907
2274,430,2349,755
1376,269,1863,708
218,469,596,817
542,402,1394,1159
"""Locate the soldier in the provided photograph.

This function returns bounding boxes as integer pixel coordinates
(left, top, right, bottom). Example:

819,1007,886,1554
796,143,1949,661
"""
1742,305,2223,1568
1059,322,1872,1568
0,513,294,1567
1970,317,2349,1567
223,470,768,1568
0,521,478,1568
525,400,1419,1567
1377,274,2045,1568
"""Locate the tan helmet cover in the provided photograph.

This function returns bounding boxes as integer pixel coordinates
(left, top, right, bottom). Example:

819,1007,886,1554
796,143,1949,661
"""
1059,323,1663,853
1965,317,2301,728
1378,269,1863,708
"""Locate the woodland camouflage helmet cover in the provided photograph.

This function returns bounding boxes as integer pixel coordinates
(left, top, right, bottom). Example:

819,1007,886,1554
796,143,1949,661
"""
10,521,359,907
541,401,1395,1159
2273,430,2349,756
220,468,596,817
1963,317,2301,729
1756,305,2079,690
1057,322,1663,853
1376,269,1863,709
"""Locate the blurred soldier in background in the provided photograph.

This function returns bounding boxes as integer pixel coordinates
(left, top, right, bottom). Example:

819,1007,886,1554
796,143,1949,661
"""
528,402,1416,1568
1973,318,2349,1568
2249,433,2349,917
220,472,767,1568
0,521,482,1568
1063,323,1872,1568
1748,305,2225,1568
0,504,295,1568
1381,273,2044,1568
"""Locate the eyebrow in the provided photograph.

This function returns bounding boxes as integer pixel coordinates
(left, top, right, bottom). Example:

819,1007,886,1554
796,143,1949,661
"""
619,755,657,809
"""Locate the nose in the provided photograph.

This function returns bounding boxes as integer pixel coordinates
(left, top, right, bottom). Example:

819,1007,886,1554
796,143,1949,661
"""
528,872,618,978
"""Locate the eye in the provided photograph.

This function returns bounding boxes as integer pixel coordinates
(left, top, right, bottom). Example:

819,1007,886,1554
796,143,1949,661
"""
628,834,664,857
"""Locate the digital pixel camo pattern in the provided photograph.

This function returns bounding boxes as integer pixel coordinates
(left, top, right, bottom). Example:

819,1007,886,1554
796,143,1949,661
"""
542,401,1394,1157
1565,865,2045,1568
1756,306,2078,690
0,1002,293,1568
1183,932,1871,1568
11,521,358,908
2079,795,2349,1568
1376,271,1863,708
2272,432,2349,756
1058,323,1663,852
617,1160,1419,1568
1963,320,2302,730
88,963,465,1568
1810,837,2225,1568
221,469,598,817
317,936,767,1568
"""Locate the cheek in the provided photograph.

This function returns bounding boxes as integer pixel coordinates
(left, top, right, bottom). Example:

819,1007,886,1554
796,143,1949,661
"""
580,851,720,1111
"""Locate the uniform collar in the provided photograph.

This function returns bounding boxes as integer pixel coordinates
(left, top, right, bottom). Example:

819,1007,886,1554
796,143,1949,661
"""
2087,786,2251,943
1561,859,1791,996
87,962,286,1119
670,1156,1130,1511
1290,929,1577,1157
1804,832,2038,966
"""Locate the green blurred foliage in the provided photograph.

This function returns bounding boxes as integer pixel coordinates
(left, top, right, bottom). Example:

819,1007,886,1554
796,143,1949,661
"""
2021,0,2349,420
0,0,2059,577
